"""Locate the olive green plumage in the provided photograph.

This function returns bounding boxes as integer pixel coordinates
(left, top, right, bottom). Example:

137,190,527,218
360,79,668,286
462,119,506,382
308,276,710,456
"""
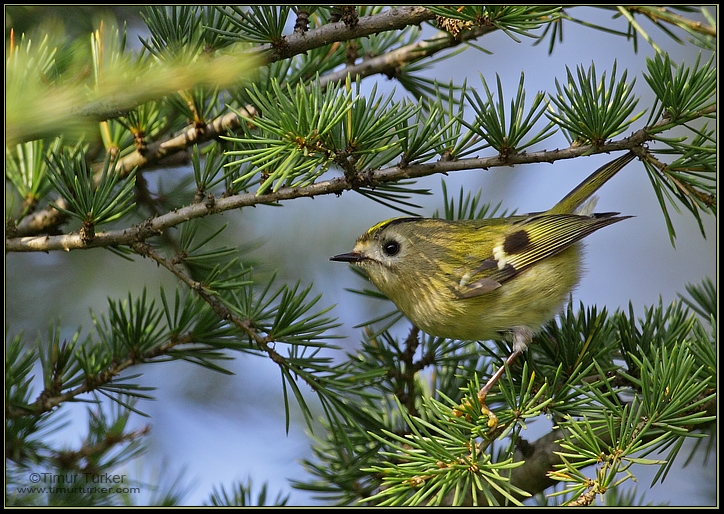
331,152,635,353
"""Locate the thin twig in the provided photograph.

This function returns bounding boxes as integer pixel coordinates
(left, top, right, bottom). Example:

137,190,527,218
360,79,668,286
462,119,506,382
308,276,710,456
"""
6,332,195,418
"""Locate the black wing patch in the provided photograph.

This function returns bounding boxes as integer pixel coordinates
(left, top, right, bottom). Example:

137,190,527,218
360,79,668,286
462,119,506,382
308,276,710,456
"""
502,230,530,255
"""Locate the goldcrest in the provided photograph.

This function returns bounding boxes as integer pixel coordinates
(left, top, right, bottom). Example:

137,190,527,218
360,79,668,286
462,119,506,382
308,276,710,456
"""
331,152,636,424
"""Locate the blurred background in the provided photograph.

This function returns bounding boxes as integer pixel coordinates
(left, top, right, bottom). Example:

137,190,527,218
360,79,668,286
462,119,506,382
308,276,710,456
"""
5,6,717,506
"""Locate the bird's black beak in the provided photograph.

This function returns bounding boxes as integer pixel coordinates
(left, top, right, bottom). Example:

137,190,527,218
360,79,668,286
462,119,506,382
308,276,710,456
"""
330,251,364,263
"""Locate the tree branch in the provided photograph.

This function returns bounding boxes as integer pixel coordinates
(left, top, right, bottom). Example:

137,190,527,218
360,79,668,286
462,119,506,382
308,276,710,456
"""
318,23,497,89
52,425,151,473
251,6,436,62
6,136,648,253
130,241,327,396
625,6,717,38
6,332,196,418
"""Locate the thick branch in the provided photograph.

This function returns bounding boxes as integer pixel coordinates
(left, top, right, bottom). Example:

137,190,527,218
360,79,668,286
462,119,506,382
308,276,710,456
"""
5,137,644,253
252,6,436,62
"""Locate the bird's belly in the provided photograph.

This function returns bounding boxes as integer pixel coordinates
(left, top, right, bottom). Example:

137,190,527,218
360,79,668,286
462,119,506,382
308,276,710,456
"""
402,249,582,342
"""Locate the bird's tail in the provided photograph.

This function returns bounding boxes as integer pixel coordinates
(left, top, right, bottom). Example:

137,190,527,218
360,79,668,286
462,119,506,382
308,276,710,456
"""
549,151,636,215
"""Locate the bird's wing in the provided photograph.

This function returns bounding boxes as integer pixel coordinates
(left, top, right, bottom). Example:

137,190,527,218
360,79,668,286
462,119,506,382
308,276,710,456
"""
453,212,630,299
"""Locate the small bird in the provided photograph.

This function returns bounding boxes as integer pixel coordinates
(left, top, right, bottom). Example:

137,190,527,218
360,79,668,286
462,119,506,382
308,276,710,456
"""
331,152,636,426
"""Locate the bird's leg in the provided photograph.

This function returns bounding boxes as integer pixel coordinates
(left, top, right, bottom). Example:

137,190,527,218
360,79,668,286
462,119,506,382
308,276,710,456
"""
478,348,523,428
477,327,532,428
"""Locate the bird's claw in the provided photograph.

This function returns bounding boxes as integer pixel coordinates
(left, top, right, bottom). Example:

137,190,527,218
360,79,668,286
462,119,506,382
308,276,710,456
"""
478,390,498,429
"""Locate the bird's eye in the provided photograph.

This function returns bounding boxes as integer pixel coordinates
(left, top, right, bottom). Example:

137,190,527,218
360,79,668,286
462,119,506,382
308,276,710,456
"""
382,240,400,256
